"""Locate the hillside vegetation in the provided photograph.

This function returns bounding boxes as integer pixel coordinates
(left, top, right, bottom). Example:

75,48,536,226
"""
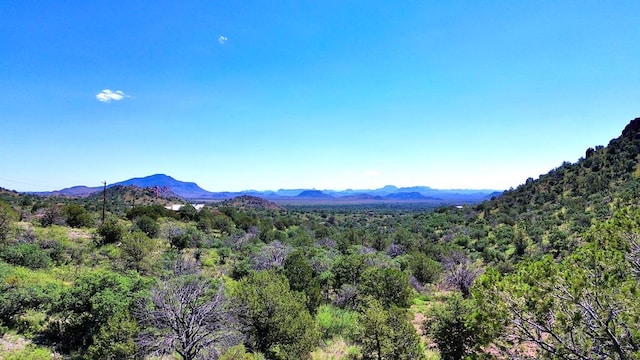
0,118,640,359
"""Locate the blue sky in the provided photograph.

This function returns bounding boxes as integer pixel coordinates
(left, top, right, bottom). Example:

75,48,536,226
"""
1,1,639,192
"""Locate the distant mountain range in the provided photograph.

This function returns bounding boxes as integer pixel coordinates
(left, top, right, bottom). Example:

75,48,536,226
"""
29,174,500,204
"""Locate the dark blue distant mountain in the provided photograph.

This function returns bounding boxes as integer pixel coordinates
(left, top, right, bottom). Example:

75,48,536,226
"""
396,186,434,193
28,173,500,204
30,185,101,197
296,190,333,198
275,189,310,197
112,174,211,199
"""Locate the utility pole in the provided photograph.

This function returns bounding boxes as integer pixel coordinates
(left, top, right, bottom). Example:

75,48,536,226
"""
102,181,106,224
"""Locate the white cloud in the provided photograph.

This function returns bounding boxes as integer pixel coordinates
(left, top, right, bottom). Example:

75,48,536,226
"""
218,35,228,44
96,89,128,103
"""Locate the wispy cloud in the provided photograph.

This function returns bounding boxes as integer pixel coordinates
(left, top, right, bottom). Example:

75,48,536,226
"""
96,89,128,103
218,35,228,44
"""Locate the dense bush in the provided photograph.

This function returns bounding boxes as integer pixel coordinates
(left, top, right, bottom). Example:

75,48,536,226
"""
120,231,155,273
0,200,17,241
0,263,61,329
62,204,94,228
126,204,177,221
135,215,159,238
233,270,320,359
96,218,124,245
358,267,411,308
0,243,52,269
425,294,483,360
47,269,146,356
407,251,442,284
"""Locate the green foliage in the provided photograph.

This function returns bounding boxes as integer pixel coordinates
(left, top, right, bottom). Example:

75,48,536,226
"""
47,269,145,354
15,309,47,336
426,293,483,360
210,212,236,234
195,207,215,233
315,305,359,341
119,230,155,273
473,207,640,358
358,298,392,360
199,248,221,268
96,217,124,245
234,212,259,232
0,200,17,241
0,243,52,269
284,250,322,313
0,263,62,329
407,251,442,285
179,203,199,221
357,298,425,360
234,270,320,359
135,214,159,238
85,312,138,360
126,204,178,221
385,307,426,360
62,204,94,228
359,267,411,308
332,254,367,289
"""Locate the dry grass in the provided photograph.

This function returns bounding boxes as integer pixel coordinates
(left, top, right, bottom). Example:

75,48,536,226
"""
311,337,360,360
410,290,455,360
0,334,29,354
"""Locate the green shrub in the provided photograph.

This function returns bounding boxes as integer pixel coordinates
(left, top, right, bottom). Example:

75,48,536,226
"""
15,309,47,336
85,312,138,360
120,231,154,273
359,267,412,308
199,248,220,268
220,344,265,360
39,238,70,266
62,204,94,228
96,218,123,245
0,200,18,242
345,345,361,360
0,243,52,269
136,215,159,238
47,269,145,354
315,304,359,341
425,293,481,360
409,252,442,285
0,278,62,329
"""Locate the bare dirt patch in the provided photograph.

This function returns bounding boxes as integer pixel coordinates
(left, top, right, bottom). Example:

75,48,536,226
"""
0,334,29,355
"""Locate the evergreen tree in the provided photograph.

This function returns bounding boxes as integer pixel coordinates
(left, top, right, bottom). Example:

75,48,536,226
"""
234,270,320,359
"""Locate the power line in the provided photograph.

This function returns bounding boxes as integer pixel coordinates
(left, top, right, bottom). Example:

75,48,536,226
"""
0,177,52,189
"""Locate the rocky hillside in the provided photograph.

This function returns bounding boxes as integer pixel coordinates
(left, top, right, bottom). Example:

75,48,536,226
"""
83,185,183,215
451,117,640,266
217,195,283,211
